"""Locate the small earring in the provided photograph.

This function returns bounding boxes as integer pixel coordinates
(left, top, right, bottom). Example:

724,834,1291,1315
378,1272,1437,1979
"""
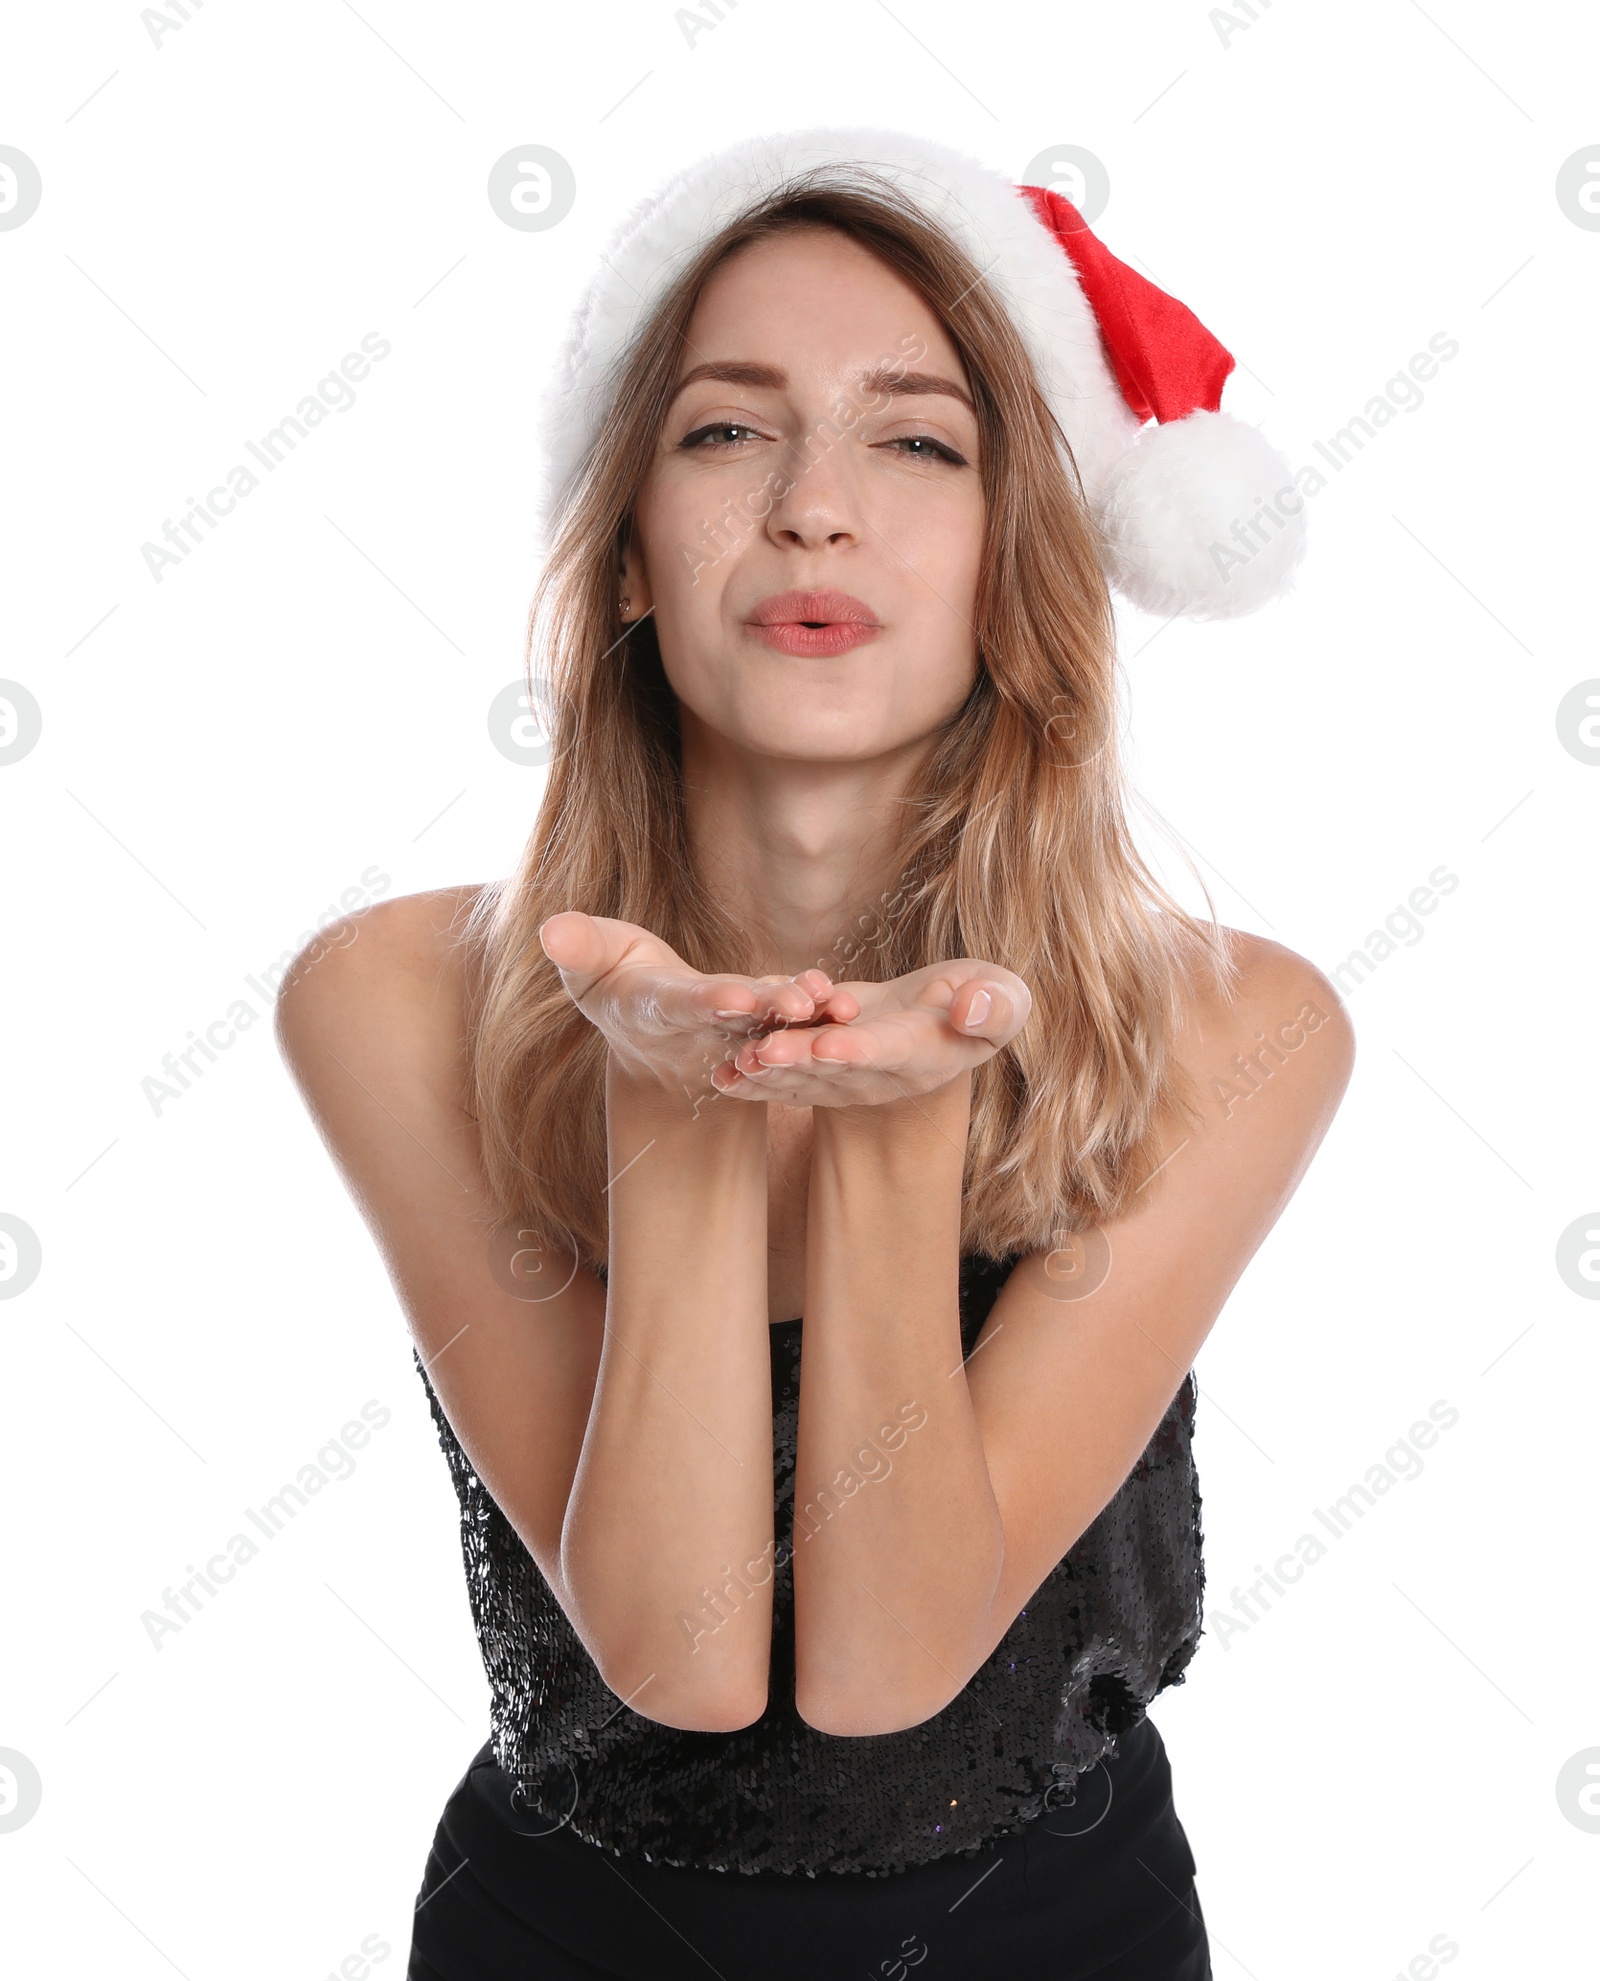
619,596,631,618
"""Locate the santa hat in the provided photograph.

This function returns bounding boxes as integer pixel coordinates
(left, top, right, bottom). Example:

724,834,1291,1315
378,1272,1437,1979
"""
533,127,1305,621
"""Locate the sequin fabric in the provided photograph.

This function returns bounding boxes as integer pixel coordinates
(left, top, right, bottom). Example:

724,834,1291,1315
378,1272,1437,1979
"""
413,1251,1204,1878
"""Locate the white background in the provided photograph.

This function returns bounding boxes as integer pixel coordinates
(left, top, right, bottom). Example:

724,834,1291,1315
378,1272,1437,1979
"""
3,2,1597,1975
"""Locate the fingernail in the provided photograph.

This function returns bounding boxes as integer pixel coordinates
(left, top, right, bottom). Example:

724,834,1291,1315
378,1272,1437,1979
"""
714,1008,748,1021
966,990,992,1028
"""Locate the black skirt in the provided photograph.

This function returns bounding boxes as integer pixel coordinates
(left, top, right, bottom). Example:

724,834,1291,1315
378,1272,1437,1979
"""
406,1714,1211,1980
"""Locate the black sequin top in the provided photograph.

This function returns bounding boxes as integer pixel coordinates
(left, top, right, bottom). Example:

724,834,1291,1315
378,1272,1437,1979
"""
414,1250,1204,1878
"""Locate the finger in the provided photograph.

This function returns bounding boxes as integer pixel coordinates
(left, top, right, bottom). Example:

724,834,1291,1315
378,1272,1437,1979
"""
710,1057,764,1097
950,977,1031,1045
794,984,860,1025
742,1017,905,1077
752,973,833,1025
727,1042,855,1094
539,912,640,1000
686,977,763,1030
810,1024,911,1073
741,1030,817,1073
685,974,820,1033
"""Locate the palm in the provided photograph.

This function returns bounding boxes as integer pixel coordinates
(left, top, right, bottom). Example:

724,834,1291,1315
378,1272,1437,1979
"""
719,960,1032,1107
539,912,848,1092
541,914,1031,1110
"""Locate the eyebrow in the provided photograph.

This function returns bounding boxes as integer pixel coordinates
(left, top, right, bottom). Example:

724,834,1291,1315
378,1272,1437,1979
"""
669,359,975,414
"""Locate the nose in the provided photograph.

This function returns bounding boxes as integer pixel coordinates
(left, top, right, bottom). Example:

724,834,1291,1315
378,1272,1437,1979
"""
765,426,862,551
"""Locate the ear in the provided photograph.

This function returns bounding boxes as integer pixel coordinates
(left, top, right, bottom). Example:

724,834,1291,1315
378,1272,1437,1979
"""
617,520,653,622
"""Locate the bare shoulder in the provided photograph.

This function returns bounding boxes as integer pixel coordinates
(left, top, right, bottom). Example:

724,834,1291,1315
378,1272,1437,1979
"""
273,883,491,1103
276,883,486,1005
1171,923,1356,1141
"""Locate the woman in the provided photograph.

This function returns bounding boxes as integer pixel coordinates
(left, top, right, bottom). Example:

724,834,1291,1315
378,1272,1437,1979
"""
276,130,1350,1979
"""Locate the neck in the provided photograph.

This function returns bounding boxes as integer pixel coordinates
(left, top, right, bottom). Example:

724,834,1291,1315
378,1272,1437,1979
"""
678,714,931,981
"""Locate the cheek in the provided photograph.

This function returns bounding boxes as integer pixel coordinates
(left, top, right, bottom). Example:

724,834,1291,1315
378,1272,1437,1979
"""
901,496,984,639
637,473,748,618
635,492,728,711
884,464,983,565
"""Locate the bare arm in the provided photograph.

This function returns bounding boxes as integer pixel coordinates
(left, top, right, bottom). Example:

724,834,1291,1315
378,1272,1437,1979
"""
273,892,832,1732
720,934,1355,1734
534,911,859,1729
557,1058,773,1729
272,891,608,1653
791,1075,1003,1734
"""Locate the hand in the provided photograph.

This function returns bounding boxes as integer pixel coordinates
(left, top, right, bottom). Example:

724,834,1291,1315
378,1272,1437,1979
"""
538,912,857,1097
711,959,1032,1109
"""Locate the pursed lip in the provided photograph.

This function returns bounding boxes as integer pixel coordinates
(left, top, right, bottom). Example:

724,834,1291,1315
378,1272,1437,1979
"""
748,589,880,628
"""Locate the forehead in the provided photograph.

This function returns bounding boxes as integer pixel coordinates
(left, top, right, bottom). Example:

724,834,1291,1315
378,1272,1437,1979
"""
680,224,968,388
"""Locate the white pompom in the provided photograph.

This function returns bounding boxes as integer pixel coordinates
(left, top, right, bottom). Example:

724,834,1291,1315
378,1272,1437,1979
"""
1095,409,1308,621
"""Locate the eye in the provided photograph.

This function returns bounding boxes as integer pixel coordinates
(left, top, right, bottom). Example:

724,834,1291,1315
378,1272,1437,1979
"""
881,434,969,466
680,422,763,451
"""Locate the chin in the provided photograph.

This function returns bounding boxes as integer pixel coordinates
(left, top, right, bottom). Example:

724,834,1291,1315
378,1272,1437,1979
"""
746,725,894,764
675,677,956,764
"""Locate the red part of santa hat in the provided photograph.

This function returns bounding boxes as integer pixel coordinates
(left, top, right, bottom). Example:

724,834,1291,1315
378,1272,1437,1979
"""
1018,184,1236,426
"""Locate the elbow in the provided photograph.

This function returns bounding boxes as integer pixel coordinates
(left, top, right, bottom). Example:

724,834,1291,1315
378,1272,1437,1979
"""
556,1536,770,1733
794,1582,1003,1735
794,1673,963,1738
642,1691,769,1735
578,1596,769,1732
594,1653,768,1734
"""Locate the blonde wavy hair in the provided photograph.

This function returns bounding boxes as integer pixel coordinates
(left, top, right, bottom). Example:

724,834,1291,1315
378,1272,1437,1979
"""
464,174,1238,1271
